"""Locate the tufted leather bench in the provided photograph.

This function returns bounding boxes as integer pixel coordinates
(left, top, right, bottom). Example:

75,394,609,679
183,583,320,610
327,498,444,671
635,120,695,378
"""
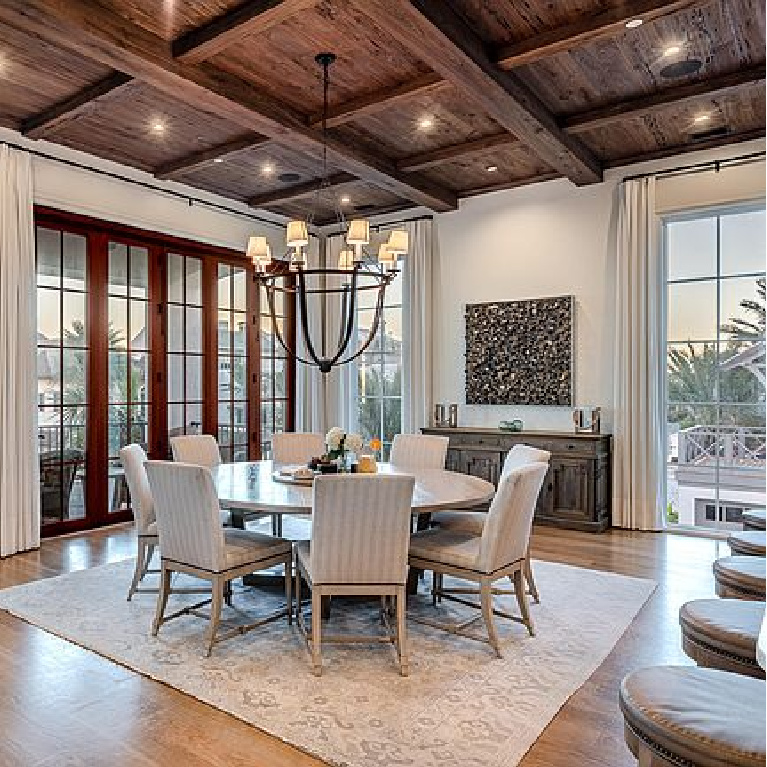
743,509,766,531
680,599,765,679
728,531,767,557
713,556,766,601
619,666,766,766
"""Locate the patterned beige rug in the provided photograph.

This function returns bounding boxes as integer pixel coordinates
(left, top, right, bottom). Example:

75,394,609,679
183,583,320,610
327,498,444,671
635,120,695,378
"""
0,559,654,767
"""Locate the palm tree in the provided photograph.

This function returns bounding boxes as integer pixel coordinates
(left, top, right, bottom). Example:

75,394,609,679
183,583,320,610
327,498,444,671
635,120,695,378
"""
720,277,766,340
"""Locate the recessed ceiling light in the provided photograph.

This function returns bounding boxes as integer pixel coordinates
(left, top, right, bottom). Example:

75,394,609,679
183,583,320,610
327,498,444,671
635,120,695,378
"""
486,165,499,173
261,162,275,176
340,195,351,204
663,44,682,57
625,18,643,29
150,120,166,135
417,116,435,131
693,114,711,124
213,157,224,163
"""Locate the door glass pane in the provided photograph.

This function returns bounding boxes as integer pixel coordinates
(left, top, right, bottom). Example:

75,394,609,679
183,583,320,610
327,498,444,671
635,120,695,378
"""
666,209,766,531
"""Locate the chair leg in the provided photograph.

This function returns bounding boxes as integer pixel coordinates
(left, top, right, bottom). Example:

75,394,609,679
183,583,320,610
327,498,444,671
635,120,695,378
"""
396,586,409,677
480,579,502,658
143,542,156,576
205,577,225,657
285,556,293,626
127,538,147,601
513,568,535,637
311,589,323,676
151,565,172,636
431,570,439,606
224,579,233,607
524,551,540,604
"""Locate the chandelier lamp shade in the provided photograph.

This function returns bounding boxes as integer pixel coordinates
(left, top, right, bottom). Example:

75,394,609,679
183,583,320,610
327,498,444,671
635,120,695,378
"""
247,52,409,375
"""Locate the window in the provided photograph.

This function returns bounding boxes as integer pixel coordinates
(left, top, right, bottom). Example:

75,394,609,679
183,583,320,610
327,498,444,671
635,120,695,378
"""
259,285,291,456
34,208,294,536
217,264,249,462
356,259,403,459
665,206,766,530
36,228,89,527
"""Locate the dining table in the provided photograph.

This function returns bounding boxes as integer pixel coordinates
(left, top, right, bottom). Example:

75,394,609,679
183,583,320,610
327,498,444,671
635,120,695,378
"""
213,459,496,517
212,459,496,597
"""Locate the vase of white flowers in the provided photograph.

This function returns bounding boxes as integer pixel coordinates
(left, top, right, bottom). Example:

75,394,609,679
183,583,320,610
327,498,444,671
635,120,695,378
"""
325,427,363,472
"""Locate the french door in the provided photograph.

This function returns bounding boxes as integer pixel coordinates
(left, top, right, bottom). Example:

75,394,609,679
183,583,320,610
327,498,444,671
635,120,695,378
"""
35,208,294,536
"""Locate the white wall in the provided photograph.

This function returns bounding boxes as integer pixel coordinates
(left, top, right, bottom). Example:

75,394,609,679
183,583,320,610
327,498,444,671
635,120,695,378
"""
0,126,286,252
434,139,766,432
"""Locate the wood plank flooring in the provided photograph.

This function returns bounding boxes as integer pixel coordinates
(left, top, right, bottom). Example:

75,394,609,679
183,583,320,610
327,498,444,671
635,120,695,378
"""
0,525,730,767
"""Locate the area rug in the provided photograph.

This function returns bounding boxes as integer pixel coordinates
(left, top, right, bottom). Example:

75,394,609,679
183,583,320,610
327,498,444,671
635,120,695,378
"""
0,559,655,767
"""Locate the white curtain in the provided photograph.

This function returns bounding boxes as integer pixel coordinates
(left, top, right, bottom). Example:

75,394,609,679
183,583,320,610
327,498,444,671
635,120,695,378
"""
400,219,435,433
612,177,666,531
0,145,40,557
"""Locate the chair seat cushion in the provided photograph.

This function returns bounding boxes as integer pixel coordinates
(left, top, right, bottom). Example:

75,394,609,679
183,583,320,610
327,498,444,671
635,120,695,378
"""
714,556,766,600
728,531,766,557
409,528,481,571
223,529,291,570
619,666,766,767
680,598,764,661
431,510,486,536
743,509,766,530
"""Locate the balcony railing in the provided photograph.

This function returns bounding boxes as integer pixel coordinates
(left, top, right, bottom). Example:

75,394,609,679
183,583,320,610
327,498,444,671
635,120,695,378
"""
677,425,766,468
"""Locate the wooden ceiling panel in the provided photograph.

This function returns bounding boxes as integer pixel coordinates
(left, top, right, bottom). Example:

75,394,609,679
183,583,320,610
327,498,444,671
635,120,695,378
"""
419,142,558,193
49,81,247,172
209,0,431,114
173,142,343,201
332,83,503,158
577,83,766,163
0,22,113,129
517,0,766,115
267,179,406,222
94,0,244,41
450,0,604,46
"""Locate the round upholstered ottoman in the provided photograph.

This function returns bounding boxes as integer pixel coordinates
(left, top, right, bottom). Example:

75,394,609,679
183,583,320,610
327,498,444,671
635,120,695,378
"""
714,556,766,601
619,666,766,766
743,509,766,531
729,531,767,557
680,599,765,679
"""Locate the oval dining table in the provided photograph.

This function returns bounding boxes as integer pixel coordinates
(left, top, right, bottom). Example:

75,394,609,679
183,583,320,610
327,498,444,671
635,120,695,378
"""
212,460,495,597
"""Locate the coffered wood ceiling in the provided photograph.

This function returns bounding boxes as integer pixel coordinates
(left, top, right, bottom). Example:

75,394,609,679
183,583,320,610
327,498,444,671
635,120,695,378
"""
0,0,763,227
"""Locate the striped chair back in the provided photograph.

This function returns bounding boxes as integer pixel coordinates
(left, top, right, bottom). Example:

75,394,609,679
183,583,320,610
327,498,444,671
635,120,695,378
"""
120,443,155,536
390,434,449,470
170,434,222,469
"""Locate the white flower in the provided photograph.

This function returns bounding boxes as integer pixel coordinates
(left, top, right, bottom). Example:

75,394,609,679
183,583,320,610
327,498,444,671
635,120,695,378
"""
325,427,344,451
345,432,363,454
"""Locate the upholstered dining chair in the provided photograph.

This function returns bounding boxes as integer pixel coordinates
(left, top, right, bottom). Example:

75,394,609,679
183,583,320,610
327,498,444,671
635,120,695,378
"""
294,474,416,676
430,444,551,603
271,432,325,465
389,433,449,470
409,462,548,657
120,444,158,601
169,434,221,468
145,461,293,657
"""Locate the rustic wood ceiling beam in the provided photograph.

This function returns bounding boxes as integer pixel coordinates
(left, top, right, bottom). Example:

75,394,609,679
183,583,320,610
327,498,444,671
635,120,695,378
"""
0,0,457,212
308,72,447,128
172,0,316,64
248,172,355,208
565,65,767,133
21,71,133,139
397,132,519,172
154,134,271,179
361,0,602,185
495,0,700,69
604,128,767,168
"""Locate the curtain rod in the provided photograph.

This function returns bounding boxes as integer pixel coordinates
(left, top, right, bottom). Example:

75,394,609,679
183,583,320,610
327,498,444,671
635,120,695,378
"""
620,149,766,183
1,140,284,229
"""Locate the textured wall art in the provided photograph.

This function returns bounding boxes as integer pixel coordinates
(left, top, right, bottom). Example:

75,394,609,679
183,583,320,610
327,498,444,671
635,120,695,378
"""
465,296,573,406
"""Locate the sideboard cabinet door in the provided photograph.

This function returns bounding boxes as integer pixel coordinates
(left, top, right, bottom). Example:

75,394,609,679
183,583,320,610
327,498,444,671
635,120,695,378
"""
549,458,593,524
459,450,503,487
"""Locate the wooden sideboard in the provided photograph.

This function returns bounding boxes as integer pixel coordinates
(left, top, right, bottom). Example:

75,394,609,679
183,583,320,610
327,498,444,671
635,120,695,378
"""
422,427,612,532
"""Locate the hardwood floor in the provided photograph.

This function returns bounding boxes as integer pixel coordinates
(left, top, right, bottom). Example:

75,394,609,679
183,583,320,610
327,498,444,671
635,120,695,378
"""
0,525,730,767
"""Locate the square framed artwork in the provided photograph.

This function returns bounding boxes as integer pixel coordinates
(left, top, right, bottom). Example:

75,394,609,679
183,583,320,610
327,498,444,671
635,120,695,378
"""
465,296,574,405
